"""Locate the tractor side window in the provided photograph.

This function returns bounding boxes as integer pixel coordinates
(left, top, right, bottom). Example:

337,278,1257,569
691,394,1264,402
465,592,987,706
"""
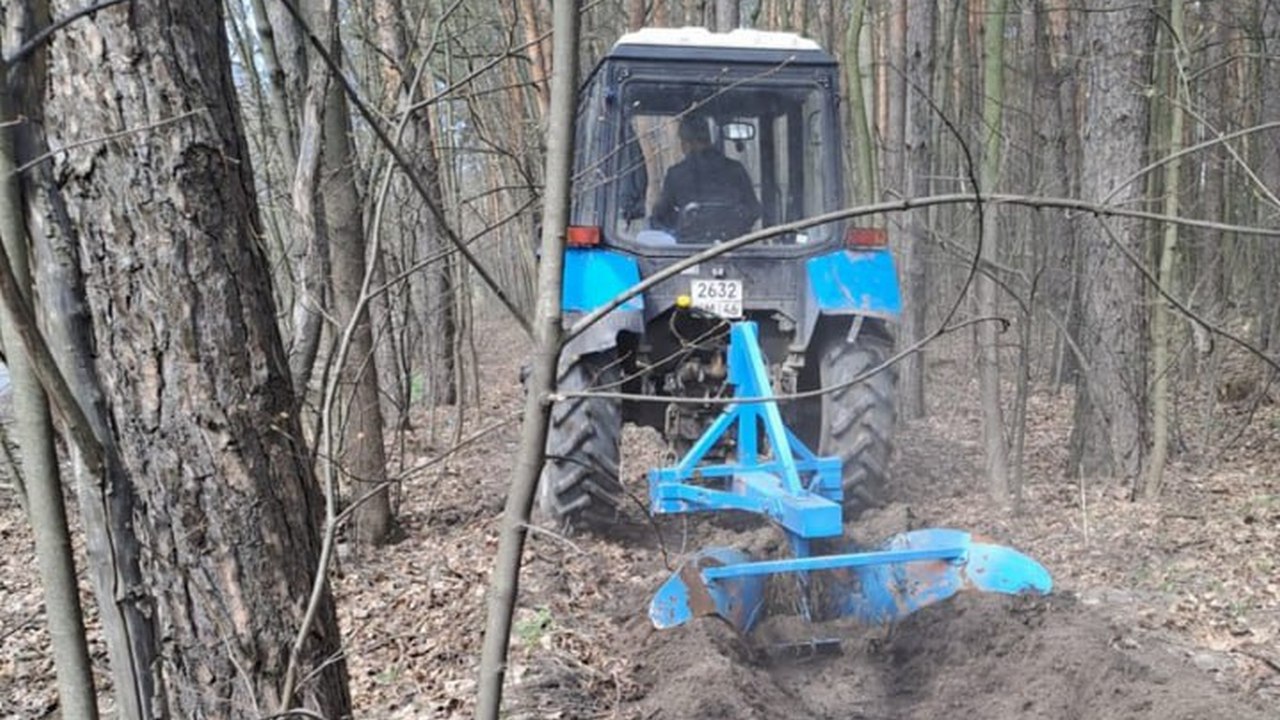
772,113,791,223
803,92,829,225
571,79,607,223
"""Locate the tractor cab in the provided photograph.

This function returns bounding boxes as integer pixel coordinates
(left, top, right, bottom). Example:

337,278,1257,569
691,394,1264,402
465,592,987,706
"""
547,28,901,536
572,27,844,250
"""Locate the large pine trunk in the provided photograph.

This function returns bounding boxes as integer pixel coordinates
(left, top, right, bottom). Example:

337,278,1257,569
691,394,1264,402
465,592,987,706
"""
42,1,351,715
1068,1,1155,480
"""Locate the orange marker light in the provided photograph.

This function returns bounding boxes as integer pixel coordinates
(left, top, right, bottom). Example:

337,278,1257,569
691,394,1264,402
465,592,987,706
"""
566,225,602,247
844,226,887,248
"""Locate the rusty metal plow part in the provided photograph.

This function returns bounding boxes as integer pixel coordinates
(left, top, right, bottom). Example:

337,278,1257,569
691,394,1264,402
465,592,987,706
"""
648,530,1052,633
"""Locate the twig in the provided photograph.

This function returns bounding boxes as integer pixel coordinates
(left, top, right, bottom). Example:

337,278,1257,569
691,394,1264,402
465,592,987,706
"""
0,607,41,642
1104,120,1280,208
257,710,329,720
276,0,533,338
5,0,131,65
1237,646,1280,674
520,522,588,556
1095,221,1280,377
15,109,203,174
332,413,520,526
563,192,1279,351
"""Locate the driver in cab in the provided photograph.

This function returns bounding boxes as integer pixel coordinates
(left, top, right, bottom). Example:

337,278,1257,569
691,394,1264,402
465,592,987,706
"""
651,115,760,243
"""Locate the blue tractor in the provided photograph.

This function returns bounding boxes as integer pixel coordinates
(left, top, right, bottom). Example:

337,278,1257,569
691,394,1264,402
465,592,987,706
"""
543,28,901,532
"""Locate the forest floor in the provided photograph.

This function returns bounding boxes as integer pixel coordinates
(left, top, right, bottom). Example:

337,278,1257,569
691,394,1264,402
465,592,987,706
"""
1,312,1278,718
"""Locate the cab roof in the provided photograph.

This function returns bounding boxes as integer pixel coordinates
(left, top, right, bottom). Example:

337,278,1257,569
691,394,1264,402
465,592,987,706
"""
607,27,836,66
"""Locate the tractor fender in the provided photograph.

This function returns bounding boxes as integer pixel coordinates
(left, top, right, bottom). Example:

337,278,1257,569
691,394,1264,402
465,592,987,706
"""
805,248,902,320
561,248,645,358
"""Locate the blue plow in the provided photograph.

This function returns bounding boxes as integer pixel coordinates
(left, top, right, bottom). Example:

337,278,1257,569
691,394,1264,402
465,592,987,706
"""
647,322,1051,634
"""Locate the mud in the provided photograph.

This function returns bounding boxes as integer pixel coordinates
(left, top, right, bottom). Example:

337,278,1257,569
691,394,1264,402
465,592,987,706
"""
630,592,1268,719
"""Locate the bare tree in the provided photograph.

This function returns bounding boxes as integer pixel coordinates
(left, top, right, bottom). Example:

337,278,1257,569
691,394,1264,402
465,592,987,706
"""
308,0,395,546
41,1,352,714
977,0,1010,500
899,0,932,420
0,44,97,720
1068,1,1156,480
843,0,876,205
368,0,460,410
1139,0,1187,500
476,0,580,715
6,2,160,716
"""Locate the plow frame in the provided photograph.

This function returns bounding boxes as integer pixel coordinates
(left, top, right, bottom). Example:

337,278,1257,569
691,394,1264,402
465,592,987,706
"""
646,320,1052,633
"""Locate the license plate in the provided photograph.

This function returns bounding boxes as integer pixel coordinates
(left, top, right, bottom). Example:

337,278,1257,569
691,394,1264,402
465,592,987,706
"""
690,279,743,318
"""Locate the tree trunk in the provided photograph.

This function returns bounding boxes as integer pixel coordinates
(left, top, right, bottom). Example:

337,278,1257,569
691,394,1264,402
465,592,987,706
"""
1067,1,1154,481
715,0,739,30
0,50,98,720
313,2,395,547
844,0,876,205
1258,0,1280,351
791,0,807,33
517,0,551,119
476,0,580,715
7,3,161,715
628,0,647,29
43,1,352,715
363,0,460,409
977,0,1010,501
285,57,330,397
1139,0,1185,500
899,0,930,420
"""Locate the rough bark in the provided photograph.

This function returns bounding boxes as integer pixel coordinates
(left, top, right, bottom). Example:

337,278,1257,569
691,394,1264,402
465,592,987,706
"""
977,0,1010,500
899,0,932,420
6,2,160,716
43,1,351,715
311,2,395,547
1068,1,1154,481
0,48,98,720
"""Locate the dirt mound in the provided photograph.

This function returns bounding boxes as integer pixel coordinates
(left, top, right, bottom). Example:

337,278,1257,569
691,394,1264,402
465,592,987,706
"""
632,593,1267,720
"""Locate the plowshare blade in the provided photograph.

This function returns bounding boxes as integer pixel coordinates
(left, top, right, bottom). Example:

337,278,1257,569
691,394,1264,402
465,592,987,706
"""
649,546,765,633
822,528,1053,625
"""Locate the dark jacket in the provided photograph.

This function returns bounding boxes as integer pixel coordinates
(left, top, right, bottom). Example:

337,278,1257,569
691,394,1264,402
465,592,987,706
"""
651,148,761,242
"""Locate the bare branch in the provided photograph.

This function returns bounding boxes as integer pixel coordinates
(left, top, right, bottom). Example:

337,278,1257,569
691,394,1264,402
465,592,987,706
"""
275,0,533,338
15,109,203,174
565,192,1280,349
5,0,131,65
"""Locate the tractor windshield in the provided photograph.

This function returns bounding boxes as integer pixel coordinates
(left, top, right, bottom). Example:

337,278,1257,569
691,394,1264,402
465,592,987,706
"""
606,76,838,249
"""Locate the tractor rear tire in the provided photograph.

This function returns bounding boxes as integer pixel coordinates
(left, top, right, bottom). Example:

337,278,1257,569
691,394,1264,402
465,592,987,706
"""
539,350,624,532
817,332,896,514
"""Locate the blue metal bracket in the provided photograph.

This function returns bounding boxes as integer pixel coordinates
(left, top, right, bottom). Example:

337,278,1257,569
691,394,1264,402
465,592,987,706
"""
648,322,843,539
646,320,1052,634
